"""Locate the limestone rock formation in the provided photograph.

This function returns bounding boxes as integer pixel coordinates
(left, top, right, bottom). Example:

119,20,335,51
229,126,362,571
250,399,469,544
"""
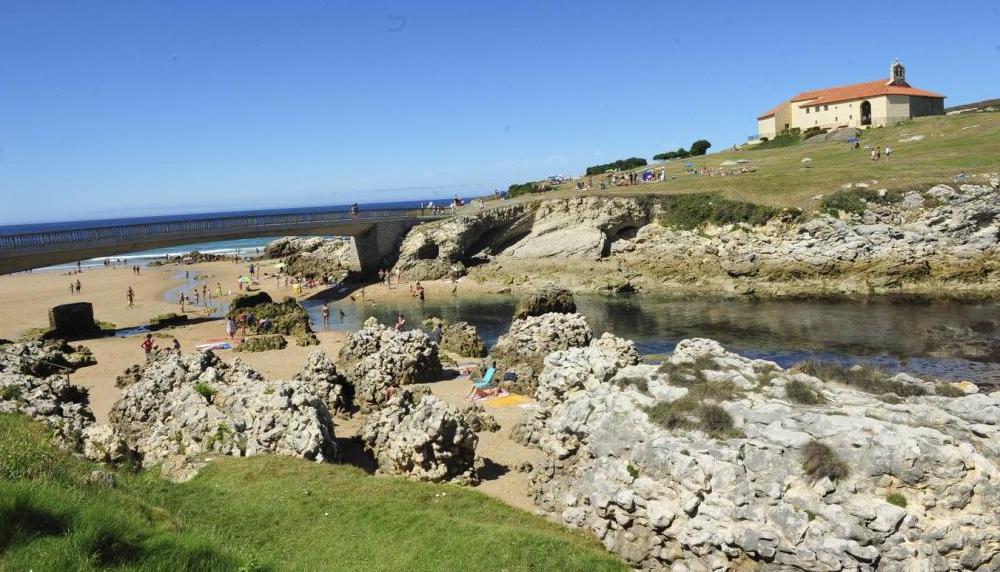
360,389,479,483
517,336,1000,570
0,339,95,376
511,285,577,321
339,317,443,411
108,351,337,469
227,293,318,346
423,317,487,357
293,350,354,417
487,312,593,395
264,236,353,279
461,403,500,433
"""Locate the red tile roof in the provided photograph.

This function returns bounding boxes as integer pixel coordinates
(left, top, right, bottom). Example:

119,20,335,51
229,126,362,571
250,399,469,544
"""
758,79,944,119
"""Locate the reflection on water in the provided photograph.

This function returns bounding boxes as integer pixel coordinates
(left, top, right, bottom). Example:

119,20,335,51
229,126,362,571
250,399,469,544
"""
303,292,1000,386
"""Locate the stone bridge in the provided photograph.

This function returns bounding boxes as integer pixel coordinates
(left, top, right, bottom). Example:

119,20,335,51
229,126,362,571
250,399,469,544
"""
0,207,445,276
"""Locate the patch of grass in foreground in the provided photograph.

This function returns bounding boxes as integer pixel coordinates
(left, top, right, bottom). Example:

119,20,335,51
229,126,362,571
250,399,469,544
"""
792,360,927,398
0,414,623,571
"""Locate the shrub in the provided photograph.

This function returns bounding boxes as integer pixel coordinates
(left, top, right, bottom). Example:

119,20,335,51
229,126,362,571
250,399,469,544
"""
0,386,23,402
508,181,552,198
626,464,639,480
801,440,849,482
234,335,288,353
819,189,902,216
658,193,790,230
614,375,649,394
645,399,739,439
785,379,825,405
752,131,801,150
654,147,690,161
934,383,966,398
792,360,926,398
802,126,829,140
886,493,907,508
585,157,647,176
193,382,216,402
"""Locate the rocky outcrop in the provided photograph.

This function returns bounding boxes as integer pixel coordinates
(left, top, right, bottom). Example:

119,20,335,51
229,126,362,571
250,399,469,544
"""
233,334,288,352
108,351,337,470
0,339,95,376
394,183,998,297
263,236,353,279
424,318,487,357
0,369,94,453
339,318,443,411
512,285,576,320
394,204,535,280
293,350,354,418
487,312,593,395
360,389,479,483
227,294,318,346
461,403,500,432
517,335,1000,570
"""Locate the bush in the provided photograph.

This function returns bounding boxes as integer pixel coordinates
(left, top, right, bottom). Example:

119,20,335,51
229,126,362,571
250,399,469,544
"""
819,189,902,216
585,157,647,176
645,398,739,439
886,493,907,508
801,440,849,482
657,193,791,230
792,360,926,398
689,139,711,156
654,147,690,161
234,335,288,353
934,383,966,398
752,132,801,150
0,386,23,402
802,126,829,140
193,382,216,402
785,379,825,405
508,181,552,198
613,375,649,394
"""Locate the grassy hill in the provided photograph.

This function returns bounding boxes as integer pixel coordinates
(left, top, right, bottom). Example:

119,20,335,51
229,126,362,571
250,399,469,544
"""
509,112,1000,212
0,414,624,571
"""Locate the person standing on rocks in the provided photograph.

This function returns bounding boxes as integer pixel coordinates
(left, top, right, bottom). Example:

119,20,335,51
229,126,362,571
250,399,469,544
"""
141,334,154,361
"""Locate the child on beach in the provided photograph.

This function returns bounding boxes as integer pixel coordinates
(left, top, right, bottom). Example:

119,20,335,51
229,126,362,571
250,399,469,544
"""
226,317,236,339
141,334,154,361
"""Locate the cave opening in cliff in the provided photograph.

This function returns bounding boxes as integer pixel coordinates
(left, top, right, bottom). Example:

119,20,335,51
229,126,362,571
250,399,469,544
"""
416,243,439,260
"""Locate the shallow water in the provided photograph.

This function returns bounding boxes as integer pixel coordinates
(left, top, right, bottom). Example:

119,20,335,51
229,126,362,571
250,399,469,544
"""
302,292,1000,386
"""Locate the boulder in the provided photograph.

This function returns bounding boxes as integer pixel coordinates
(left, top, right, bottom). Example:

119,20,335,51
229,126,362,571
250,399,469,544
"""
293,350,354,417
233,334,288,352
487,312,593,395
339,318,443,410
263,236,353,279
512,285,577,320
424,318,487,357
360,389,479,483
461,403,500,432
108,351,337,469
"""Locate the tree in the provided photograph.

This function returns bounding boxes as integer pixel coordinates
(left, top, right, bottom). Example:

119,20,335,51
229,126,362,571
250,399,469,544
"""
689,139,712,156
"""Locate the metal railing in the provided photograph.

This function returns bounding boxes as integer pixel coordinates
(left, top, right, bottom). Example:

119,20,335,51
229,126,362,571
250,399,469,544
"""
0,207,442,251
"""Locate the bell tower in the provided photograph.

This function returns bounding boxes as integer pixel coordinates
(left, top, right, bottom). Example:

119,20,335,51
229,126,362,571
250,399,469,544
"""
888,58,906,86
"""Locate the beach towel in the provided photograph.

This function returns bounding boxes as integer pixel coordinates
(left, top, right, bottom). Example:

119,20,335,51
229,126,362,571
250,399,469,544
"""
195,342,231,351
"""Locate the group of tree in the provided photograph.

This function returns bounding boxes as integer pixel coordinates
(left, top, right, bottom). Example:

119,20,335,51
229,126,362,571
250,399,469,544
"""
653,139,712,161
585,157,647,176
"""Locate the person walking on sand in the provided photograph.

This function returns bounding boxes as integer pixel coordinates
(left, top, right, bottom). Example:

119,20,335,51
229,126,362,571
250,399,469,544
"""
321,303,330,327
141,334,154,362
179,292,186,313
127,287,135,308
69,281,75,295
75,279,81,294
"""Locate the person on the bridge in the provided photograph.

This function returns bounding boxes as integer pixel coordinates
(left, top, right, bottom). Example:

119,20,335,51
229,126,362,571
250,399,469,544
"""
351,203,360,220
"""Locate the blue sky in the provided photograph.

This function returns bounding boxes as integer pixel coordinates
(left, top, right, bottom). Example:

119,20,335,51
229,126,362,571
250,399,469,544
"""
1,0,997,223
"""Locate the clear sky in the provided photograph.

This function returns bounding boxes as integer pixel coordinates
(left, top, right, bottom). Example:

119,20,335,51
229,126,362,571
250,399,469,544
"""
1,0,997,223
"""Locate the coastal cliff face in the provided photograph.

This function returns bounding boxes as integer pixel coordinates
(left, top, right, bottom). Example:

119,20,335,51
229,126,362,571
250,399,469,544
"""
513,330,1000,570
390,183,999,298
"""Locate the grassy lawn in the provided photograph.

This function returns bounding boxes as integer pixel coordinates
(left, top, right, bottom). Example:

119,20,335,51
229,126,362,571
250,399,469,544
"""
488,112,1000,213
0,414,623,571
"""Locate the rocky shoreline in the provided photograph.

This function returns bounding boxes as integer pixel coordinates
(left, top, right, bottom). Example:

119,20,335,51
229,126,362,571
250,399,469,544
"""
383,182,999,300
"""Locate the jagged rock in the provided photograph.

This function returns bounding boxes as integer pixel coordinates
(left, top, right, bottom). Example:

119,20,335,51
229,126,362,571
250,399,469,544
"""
227,294,315,340
0,339,95,376
517,335,1000,570
233,334,288,352
487,313,593,395
339,318,442,411
512,285,577,320
360,390,479,483
81,424,129,464
263,236,353,279
461,403,500,432
293,350,354,417
424,317,487,357
108,351,337,470
115,362,147,388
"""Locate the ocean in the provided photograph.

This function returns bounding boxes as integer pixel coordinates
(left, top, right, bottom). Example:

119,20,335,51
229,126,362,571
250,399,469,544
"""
0,199,437,271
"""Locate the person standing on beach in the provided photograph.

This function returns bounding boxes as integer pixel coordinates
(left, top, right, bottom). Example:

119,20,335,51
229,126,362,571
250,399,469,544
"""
179,292,186,313
127,287,135,308
141,334,154,362
202,284,208,303
69,282,75,295
226,317,236,340
75,279,81,294
194,289,200,306
216,283,223,298
321,303,330,327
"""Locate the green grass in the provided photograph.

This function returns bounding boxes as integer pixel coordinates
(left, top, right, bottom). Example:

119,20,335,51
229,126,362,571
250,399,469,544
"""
886,492,907,508
792,360,927,398
784,379,825,405
486,113,1000,214
0,414,623,571
657,193,796,230
753,131,802,149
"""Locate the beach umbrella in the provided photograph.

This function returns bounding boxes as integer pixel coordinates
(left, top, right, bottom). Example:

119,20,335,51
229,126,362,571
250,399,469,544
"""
238,275,252,284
